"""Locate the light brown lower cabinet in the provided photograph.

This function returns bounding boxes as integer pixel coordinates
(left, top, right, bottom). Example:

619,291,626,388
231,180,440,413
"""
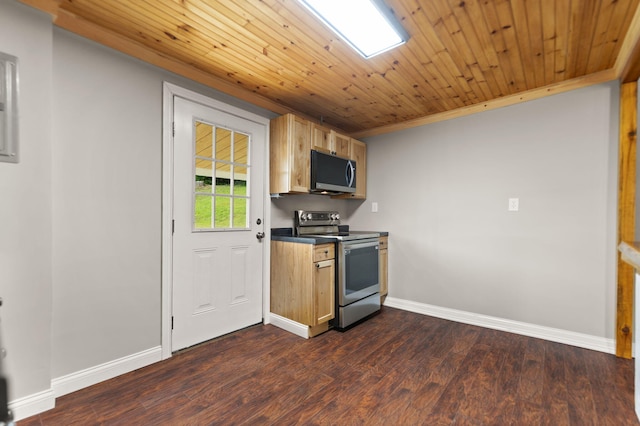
271,241,335,336
379,236,388,303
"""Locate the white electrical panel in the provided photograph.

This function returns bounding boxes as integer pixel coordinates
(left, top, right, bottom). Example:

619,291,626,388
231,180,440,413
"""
0,52,18,164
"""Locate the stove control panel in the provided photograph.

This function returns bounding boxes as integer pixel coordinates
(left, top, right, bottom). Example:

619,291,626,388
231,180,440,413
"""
294,210,341,227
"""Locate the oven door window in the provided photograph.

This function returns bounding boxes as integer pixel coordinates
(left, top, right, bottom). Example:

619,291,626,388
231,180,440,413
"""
344,243,379,294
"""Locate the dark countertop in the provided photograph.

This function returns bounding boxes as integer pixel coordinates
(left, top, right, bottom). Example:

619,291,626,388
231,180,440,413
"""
270,228,336,244
271,236,336,244
271,228,388,244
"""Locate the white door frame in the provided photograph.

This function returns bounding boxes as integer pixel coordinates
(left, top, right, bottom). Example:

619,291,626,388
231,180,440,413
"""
161,82,271,359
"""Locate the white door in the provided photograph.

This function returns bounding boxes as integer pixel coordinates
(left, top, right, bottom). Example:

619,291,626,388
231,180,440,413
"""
172,96,265,351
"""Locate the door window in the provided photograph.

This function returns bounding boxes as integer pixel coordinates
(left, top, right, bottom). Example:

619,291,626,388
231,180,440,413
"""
194,120,250,230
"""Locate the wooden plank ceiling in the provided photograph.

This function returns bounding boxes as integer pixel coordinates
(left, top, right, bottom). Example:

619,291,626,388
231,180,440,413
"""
21,0,640,136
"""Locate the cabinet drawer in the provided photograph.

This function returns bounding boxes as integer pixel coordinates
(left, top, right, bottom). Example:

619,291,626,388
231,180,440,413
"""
379,236,388,249
314,244,335,262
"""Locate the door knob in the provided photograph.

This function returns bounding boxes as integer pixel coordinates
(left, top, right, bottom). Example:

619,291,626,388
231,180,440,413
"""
256,232,265,241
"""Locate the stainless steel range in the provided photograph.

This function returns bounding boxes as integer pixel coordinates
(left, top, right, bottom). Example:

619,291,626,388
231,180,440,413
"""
294,210,381,329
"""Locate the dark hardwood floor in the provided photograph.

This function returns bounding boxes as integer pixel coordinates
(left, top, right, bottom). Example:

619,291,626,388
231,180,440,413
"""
19,307,637,425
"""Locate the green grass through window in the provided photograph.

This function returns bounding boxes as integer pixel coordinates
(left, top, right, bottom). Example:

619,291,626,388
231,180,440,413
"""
194,183,247,229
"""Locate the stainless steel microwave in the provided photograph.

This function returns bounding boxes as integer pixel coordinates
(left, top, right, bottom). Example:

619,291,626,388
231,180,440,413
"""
310,150,356,194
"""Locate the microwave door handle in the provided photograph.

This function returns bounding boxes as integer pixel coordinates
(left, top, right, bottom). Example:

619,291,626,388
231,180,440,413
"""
346,161,355,187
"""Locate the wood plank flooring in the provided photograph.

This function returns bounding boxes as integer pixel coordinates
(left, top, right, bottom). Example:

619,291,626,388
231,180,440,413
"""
19,307,638,425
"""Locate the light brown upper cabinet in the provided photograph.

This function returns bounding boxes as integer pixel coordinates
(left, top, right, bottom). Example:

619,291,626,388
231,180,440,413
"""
329,131,351,158
270,113,366,198
310,123,350,157
310,122,332,154
333,138,367,200
270,113,310,194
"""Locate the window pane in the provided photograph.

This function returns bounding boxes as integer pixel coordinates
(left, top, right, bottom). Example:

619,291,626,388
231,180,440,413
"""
194,195,213,229
233,198,247,228
193,123,251,232
234,132,248,164
195,121,213,159
215,162,231,193
233,165,247,195
214,196,231,228
215,127,231,163
195,161,213,193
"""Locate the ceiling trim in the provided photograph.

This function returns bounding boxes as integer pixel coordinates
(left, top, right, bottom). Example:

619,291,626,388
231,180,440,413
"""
20,0,304,118
350,69,618,139
616,1,640,83
20,0,60,15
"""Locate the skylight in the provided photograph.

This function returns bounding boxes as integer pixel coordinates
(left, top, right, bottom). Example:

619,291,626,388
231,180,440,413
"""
299,0,409,59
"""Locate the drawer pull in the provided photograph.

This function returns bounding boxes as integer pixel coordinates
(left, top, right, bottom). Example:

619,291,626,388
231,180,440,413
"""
316,260,333,268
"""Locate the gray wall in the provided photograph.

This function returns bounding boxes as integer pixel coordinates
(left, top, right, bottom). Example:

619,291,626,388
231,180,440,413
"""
0,0,53,401
271,194,356,227
51,29,163,376
347,83,619,339
51,29,275,378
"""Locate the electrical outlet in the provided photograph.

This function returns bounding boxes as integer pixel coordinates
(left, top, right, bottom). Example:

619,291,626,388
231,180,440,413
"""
508,198,519,212
371,202,378,213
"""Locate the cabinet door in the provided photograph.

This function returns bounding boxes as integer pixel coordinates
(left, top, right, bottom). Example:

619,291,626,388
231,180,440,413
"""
332,131,351,157
314,259,335,325
379,236,388,299
351,139,366,199
332,138,367,200
311,123,332,154
379,249,388,297
269,113,309,194
290,115,311,192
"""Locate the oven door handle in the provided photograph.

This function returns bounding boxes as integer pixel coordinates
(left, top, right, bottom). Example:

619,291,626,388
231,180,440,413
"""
343,241,380,252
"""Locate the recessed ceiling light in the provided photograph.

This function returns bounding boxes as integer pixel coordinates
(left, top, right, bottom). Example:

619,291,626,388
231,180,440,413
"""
299,0,409,59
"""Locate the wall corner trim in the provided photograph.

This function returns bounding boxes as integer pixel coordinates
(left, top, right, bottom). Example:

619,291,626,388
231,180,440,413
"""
9,388,55,422
268,313,310,339
384,297,615,355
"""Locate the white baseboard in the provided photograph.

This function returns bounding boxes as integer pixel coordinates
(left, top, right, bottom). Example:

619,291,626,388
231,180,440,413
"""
11,346,162,421
637,387,640,423
52,346,163,398
268,312,309,339
384,297,616,355
11,304,616,421
9,388,55,422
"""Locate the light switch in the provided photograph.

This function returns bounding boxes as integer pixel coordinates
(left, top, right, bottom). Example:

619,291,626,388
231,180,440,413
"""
371,202,378,213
